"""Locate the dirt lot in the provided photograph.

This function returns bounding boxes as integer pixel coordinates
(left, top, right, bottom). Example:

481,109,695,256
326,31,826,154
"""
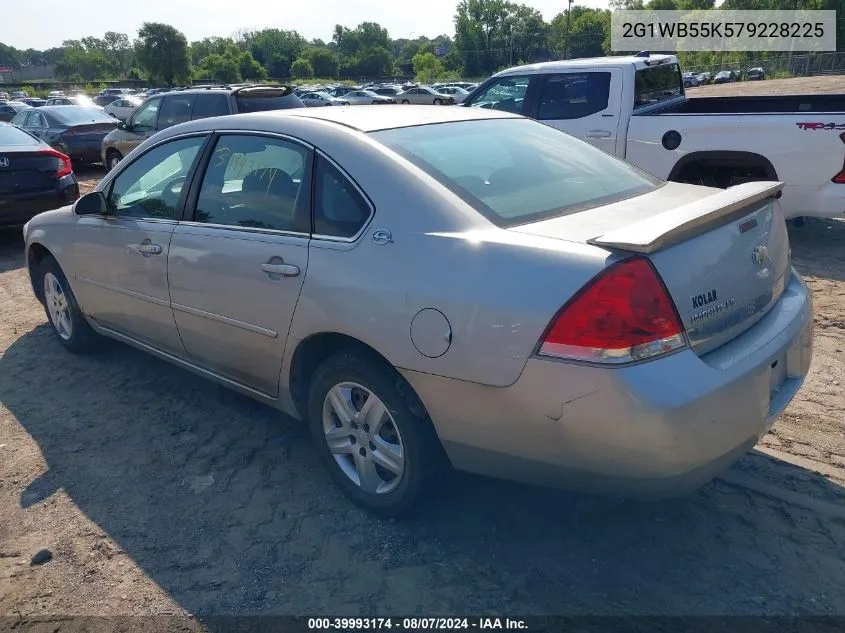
688,74,845,97
2,136,845,628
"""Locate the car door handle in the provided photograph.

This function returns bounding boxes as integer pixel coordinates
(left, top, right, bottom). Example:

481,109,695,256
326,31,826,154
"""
136,243,162,255
586,129,612,138
261,263,300,277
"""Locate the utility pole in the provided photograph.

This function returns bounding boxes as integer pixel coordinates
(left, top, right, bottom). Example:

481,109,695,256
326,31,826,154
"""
562,0,573,60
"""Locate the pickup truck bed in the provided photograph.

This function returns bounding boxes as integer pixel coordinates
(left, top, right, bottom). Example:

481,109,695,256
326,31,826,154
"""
650,94,845,115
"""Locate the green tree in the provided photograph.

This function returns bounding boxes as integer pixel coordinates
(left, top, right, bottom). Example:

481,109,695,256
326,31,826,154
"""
332,22,394,77
305,47,340,77
103,32,134,76
646,0,678,8
191,36,239,65
412,52,446,82
243,29,306,78
291,57,314,79
135,22,191,85
198,53,241,82
239,51,268,80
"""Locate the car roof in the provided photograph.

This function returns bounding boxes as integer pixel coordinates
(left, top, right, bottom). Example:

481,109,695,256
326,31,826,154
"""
225,103,520,133
150,85,295,98
494,54,677,77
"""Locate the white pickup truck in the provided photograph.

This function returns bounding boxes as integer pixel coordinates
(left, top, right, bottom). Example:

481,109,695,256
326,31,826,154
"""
463,53,845,221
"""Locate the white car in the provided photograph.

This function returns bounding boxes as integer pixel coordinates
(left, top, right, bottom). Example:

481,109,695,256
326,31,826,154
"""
343,90,396,105
103,96,144,121
463,54,845,221
300,92,350,107
397,86,455,105
437,86,470,103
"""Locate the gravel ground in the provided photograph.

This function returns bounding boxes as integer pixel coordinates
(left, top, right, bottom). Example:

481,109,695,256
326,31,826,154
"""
1,129,845,628
688,75,845,97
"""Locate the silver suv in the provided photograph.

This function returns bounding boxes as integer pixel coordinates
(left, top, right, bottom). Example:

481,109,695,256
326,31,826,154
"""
100,85,304,171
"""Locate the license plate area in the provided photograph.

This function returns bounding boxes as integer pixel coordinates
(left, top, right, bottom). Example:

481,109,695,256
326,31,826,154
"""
769,354,787,398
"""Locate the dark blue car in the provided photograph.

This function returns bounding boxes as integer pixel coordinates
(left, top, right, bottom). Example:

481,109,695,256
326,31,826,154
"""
10,105,117,165
0,122,79,227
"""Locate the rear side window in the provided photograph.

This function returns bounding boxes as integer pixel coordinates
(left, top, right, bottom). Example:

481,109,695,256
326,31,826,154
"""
313,155,371,239
192,94,230,120
634,63,684,110
537,73,610,120
159,95,196,129
465,76,530,115
10,111,28,126
371,118,659,228
0,124,39,145
235,89,303,113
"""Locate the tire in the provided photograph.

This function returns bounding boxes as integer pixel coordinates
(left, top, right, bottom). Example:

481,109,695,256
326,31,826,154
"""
372,100,380,105
433,98,442,105
106,150,122,172
307,352,446,517
684,81,692,88
401,99,410,104
38,255,99,353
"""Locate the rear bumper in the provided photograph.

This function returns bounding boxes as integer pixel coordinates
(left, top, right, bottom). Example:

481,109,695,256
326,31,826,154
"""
0,179,78,227
401,270,813,497
780,183,845,220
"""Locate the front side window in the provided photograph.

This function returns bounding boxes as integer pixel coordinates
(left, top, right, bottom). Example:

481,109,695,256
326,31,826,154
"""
465,76,530,115
108,136,205,220
371,118,659,228
634,63,683,110
193,135,310,232
10,111,28,126
158,94,196,129
537,73,611,120
131,98,160,132
313,155,371,239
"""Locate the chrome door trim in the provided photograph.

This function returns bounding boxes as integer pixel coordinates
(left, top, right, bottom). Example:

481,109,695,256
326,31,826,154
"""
77,276,170,308
170,301,278,338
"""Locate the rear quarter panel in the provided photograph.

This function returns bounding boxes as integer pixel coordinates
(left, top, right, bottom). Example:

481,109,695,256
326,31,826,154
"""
282,121,612,387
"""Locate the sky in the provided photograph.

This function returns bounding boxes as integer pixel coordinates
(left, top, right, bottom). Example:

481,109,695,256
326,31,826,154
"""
0,0,610,50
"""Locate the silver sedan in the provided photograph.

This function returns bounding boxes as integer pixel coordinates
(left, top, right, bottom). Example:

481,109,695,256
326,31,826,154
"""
23,106,813,516
343,90,396,105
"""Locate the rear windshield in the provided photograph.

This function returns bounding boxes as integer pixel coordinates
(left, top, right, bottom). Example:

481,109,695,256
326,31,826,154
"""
0,124,39,146
49,107,115,125
235,89,303,113
634,63,684,110
370,118,660,227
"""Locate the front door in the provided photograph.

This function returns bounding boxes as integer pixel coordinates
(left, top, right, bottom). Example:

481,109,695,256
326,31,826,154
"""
529,69,624,155
72,135,208,355
168,133,312,396
111,96,162,161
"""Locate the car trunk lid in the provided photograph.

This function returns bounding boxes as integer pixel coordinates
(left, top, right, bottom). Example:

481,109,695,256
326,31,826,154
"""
0,150,58,194
511,181,790,354
64,123,117,141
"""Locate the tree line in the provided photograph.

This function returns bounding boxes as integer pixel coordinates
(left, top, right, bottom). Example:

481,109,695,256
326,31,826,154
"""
0,0,841,85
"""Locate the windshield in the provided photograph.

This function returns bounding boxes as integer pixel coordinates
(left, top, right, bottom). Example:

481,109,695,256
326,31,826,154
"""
634,63,684,110
50,107,115,125
371,118,660,227
70,96,97,107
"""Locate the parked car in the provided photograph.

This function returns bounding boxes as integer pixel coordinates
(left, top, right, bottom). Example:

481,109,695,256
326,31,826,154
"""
101,85,304,171
747,67,766,81
682,72,700,88
373,87,402,97
22,105,812,516
44,95,104,110
47,90,66,98
397,86,455,105
327,86,358,97
713,70,738,84
10,106,117,165
0,92,10,101
436,86,470,103
21,98,47,108
103,96,143,121
11,90,28,99
343,90,396,105
0,101,31,122
93,95,119,107
0,122,78,227
462,54,845,221
300,92,351,107
697,72,712,84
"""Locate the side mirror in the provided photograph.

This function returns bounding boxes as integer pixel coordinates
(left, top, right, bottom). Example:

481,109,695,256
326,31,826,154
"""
117,121,128,131
74,191,108,216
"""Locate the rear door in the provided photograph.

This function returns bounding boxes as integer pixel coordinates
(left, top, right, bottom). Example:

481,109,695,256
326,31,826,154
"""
168,133,312,396
528,69,624,155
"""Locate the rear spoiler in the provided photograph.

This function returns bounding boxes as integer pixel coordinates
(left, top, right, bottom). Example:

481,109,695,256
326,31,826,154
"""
587,181,784,254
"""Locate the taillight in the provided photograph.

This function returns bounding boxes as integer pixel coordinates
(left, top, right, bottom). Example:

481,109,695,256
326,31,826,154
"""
538,257,687,364
40,148,73,178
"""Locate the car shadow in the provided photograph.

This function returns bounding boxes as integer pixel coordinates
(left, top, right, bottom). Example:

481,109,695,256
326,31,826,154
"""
2,326,845,620
0,227,24,274
788,218,845,282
